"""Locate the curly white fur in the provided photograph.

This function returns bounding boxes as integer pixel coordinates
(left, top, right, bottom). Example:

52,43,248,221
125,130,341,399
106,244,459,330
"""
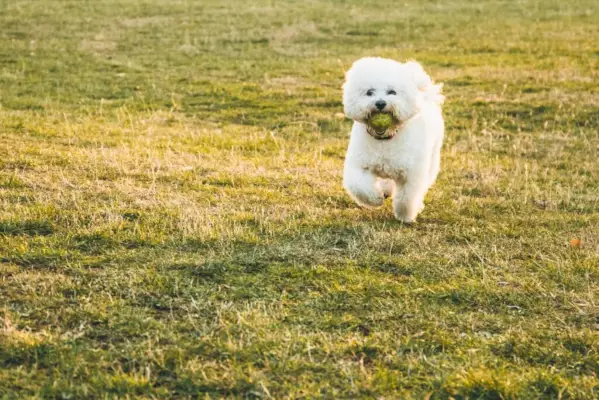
342,57,445,223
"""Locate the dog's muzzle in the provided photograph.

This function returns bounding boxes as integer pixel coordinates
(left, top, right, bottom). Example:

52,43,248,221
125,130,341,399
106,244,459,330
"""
366,125,398,140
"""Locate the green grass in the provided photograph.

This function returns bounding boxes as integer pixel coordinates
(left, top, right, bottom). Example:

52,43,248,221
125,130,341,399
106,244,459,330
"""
1,0,599,398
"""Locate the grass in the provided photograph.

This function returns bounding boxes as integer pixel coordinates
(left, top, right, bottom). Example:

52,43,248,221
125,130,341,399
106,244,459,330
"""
1,0,599,398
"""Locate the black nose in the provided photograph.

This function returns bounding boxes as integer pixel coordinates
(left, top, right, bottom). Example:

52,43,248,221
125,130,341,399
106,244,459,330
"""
375,100,386,110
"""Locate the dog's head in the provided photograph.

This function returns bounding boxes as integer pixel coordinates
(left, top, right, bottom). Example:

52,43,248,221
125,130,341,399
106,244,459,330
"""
342,57,441,125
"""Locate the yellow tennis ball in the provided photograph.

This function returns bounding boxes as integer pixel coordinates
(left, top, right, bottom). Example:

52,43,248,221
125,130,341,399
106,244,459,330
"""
369,113,393,131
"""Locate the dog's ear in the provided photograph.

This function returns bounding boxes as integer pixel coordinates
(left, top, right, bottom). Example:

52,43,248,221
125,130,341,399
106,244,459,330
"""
403,61,432,91
404,61,444,105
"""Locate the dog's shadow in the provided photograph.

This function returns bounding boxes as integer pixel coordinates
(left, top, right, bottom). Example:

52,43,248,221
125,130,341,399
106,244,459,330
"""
334,195,446,231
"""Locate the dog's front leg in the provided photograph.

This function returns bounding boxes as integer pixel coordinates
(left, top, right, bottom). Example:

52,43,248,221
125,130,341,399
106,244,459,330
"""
393,173,429,223
343,165,384,208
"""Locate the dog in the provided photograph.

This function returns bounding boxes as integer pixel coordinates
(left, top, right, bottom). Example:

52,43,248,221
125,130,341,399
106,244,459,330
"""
342,57,445,223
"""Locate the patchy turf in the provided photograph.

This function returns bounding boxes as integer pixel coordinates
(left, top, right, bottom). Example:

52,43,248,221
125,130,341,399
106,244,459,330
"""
1,0,599,398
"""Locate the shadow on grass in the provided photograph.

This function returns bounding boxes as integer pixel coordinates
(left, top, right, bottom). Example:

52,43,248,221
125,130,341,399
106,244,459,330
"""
0,220,54,237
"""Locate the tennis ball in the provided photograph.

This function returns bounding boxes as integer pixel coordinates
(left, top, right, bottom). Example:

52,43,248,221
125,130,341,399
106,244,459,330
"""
369,113,393,132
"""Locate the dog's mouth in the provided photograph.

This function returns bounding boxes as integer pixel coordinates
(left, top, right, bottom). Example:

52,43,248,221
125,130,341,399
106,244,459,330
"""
366,112,399,140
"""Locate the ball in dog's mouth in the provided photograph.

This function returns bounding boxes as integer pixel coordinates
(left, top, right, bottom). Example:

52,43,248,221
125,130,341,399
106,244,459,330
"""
367,112,397,140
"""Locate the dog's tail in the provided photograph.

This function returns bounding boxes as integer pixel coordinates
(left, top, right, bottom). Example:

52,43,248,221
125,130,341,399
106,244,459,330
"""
404,61,445,106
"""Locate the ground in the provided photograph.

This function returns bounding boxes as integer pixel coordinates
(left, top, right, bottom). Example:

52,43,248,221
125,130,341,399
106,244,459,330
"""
1,0,599,398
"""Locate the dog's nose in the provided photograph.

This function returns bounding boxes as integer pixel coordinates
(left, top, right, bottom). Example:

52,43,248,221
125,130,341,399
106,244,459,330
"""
375,100,386,110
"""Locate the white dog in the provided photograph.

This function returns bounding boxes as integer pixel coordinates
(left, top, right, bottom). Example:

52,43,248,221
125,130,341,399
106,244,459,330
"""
342,57,445,223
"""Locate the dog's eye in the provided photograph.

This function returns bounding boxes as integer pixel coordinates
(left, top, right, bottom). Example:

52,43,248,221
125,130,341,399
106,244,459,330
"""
366,89,375,96
387,90,397,95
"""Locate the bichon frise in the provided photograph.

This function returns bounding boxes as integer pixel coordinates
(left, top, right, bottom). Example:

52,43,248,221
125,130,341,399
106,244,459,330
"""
342,57,445,223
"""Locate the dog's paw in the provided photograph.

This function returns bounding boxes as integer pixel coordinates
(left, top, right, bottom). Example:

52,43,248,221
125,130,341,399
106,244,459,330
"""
395,214,416,224
345,179,385,208
393,201,421,224
355,191,384,208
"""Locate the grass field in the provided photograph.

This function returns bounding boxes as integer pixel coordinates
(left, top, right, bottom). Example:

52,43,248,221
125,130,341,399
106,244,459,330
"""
1,0,599,398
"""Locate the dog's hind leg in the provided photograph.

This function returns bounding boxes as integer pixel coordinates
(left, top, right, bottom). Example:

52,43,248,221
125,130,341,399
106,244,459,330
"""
392,174,429,223
343,165,384,208
428,139,442,186
428,151,441,187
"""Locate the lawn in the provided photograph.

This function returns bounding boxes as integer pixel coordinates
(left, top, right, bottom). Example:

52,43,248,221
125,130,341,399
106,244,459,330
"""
1,0,599,398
